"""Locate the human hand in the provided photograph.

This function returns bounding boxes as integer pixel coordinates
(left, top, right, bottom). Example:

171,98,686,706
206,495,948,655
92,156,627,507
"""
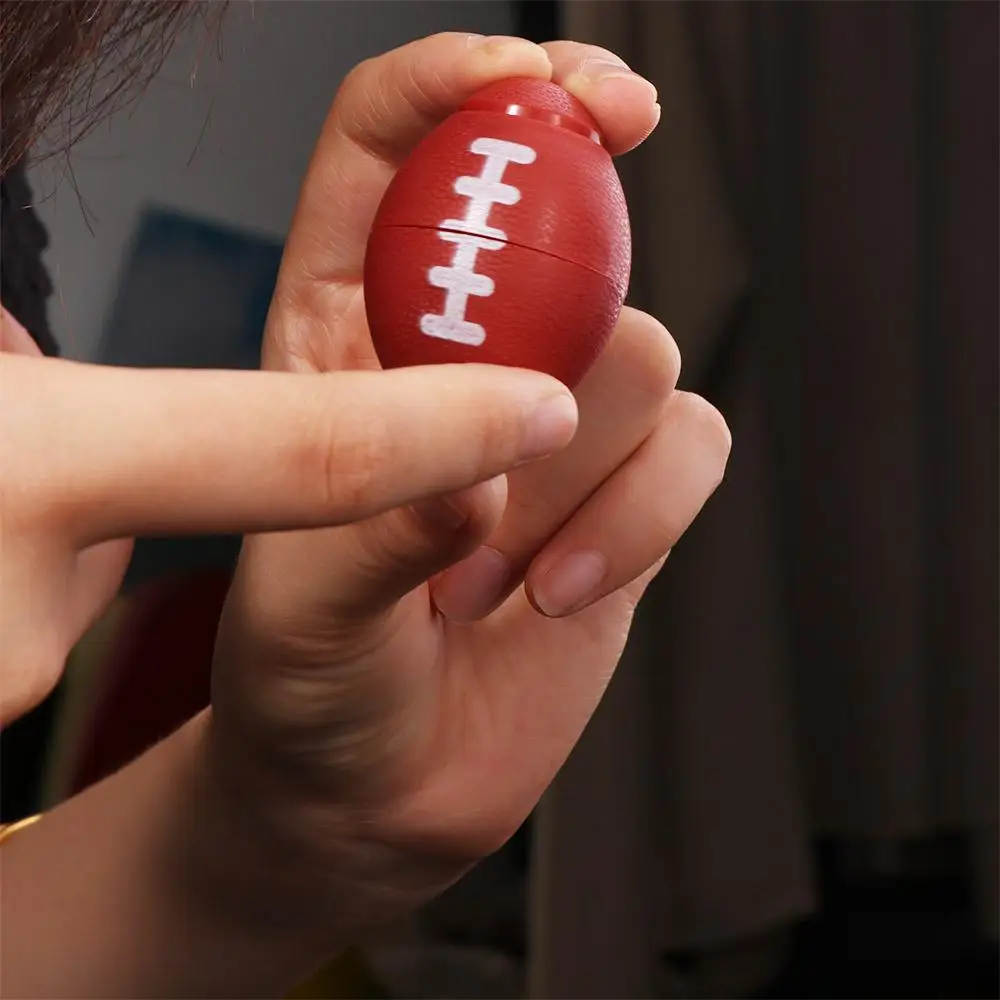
0,309,577,726
209,33,731,930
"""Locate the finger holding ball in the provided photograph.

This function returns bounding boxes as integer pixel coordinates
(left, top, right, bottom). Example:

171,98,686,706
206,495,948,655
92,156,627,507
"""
363,77,632,388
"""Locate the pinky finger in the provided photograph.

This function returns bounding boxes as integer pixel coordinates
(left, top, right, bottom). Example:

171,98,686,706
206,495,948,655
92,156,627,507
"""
524,392,730,618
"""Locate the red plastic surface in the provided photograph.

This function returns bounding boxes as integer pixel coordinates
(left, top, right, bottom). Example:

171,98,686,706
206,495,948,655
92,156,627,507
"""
364,79,631,387
459,76,603,145
365,227,621,388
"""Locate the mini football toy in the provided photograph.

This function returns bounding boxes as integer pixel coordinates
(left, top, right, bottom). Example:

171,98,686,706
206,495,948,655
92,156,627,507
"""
364,77,631,388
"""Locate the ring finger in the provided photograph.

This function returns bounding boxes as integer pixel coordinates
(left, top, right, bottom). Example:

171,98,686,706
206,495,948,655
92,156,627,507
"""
525,391,731,618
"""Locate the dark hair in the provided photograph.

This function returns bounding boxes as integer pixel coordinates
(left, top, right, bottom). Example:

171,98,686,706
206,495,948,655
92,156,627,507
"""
0,1,216,176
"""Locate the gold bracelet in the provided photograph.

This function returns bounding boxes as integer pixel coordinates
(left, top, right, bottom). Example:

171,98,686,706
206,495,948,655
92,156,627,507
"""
0,813,42,845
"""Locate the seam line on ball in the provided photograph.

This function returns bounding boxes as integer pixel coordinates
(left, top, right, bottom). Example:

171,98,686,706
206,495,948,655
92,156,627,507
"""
371,222,626,286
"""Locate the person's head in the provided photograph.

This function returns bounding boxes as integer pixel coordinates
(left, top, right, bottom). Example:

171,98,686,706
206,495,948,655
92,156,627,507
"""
1,0,218,176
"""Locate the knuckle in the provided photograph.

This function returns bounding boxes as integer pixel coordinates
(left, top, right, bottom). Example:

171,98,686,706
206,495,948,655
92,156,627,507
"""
646,323,683,400
650,500,693,551
335,58,402,160
433,30,482,48
472,399,523,479
297,395,392,520
672,391,733,465
339,54,378,102
335,33,475,164
578,46,632,71
335,59,384,147
544,40,629,72
617,308,682,404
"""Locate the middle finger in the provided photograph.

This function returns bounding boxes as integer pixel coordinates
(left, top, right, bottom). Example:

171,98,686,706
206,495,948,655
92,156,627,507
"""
432,307,680,623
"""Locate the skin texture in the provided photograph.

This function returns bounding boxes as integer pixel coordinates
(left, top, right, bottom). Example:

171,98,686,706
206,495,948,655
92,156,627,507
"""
0,33,730,999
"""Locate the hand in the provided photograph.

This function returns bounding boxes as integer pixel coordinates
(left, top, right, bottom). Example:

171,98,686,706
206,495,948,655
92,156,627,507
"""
209,33,731,928
0,311,578,726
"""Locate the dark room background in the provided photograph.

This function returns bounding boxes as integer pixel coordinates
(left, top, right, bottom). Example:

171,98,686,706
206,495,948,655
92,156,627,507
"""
2,2,996,998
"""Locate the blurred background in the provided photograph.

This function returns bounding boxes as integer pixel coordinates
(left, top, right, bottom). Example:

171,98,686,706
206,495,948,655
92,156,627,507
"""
2,1,997,997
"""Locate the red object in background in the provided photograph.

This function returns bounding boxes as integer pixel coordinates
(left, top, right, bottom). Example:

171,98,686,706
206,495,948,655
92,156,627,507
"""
67,571,231,796
364,78,631,389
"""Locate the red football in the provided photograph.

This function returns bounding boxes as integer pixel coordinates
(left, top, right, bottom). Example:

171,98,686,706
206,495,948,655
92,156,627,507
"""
363,77,631,388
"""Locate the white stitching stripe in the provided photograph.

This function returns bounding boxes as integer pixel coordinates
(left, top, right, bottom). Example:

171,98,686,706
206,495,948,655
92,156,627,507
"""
419,138,537,347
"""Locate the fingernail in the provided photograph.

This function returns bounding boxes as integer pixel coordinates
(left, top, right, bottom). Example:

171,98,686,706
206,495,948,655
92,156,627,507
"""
433,546,511,623
475,35,549,63
521,392,578,461
573,62,658,101
532,550,608,618
583,58,632,79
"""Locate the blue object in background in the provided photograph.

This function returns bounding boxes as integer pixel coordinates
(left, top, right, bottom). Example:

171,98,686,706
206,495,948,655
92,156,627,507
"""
97,204,284,371
96,205,286,587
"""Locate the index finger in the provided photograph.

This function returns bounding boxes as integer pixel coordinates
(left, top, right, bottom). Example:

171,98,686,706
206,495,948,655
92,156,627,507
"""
0,354,577,546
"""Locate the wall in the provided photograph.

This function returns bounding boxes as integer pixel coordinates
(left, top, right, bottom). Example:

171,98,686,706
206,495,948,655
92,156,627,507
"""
28,0,514,360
